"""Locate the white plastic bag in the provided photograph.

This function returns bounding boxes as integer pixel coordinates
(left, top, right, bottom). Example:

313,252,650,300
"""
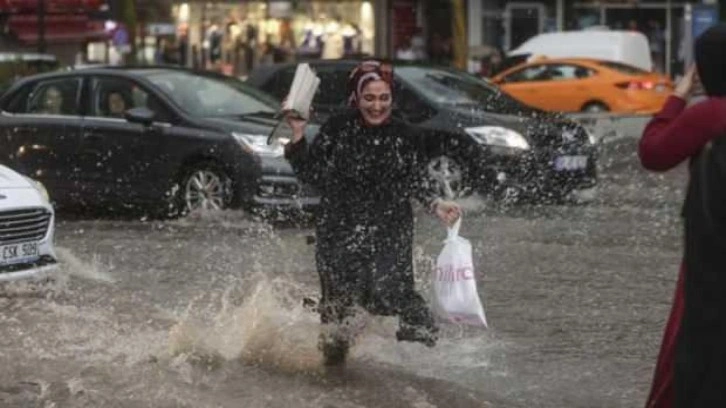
432,218,488,327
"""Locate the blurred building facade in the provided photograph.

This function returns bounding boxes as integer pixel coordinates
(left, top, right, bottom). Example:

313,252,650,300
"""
0,0,110,64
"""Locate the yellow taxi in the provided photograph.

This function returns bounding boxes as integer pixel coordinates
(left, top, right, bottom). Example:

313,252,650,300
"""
490,57,673,114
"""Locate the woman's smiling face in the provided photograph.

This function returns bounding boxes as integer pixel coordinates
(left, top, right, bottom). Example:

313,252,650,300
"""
357,80,392,126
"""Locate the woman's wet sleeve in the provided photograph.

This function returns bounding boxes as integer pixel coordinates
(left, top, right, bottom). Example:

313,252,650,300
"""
639,96,726,172
284,123,334,189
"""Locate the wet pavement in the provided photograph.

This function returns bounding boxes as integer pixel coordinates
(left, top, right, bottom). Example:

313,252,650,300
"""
0,135,687,408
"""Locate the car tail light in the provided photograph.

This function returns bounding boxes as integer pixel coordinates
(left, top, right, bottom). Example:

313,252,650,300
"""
616,80,656,90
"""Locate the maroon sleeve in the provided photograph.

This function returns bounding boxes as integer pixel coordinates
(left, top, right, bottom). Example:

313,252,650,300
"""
639,96,726,172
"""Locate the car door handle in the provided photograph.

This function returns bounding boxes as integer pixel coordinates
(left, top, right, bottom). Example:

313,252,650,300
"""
82,132,103,142
12,126,36,136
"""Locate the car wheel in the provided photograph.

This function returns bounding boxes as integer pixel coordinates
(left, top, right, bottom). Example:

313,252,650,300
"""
177,162,233,215
427,156,471,199
582,102,609,113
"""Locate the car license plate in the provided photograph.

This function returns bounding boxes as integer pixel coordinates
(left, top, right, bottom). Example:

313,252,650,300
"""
555,155,588,171
0,241,40,266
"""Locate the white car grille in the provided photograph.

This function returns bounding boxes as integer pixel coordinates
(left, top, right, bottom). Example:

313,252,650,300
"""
0,208,52,245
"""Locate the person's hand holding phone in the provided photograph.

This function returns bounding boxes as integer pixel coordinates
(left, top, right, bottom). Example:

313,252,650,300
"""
674,64,700,99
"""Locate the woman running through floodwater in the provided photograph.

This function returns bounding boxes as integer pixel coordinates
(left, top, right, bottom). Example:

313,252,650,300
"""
283,60,462,366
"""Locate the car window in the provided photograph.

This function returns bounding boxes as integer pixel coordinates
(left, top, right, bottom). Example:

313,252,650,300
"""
596,61,647,75
396,66,523,112
90,76,172,122
314,66,351,107
547,64,595,80
142,71,276,118
396,86,434,123
265,67,296,100
16,77,82,115
3,82,34,113
504,65,550,82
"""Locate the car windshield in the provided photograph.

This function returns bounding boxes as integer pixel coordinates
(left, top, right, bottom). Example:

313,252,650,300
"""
395,66,533,113
141,70,277,117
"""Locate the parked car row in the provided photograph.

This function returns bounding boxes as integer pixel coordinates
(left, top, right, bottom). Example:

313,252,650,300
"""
0,66,318,217
0,60,599,223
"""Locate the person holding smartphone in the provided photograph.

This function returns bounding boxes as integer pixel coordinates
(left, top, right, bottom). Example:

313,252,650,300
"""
640,24,726,408
283,60,461,367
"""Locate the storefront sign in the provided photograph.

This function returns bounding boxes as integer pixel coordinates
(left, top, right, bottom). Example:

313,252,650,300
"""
7,14,107,44
0,0,105,12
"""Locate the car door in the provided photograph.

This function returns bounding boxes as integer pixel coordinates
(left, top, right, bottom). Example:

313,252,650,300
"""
499,63,594,112
0,76,83,203
78,75,174,204
528,63,594,112
497,63,552,109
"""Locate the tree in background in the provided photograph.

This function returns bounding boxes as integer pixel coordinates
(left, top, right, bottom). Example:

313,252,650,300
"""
451,0,467,69
119,0,137,64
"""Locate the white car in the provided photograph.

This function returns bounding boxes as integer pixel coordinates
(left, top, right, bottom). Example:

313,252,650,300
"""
0,164,58,282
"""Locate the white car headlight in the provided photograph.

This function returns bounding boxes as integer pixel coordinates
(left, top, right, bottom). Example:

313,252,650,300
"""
232,133,285,158
465,126,530,150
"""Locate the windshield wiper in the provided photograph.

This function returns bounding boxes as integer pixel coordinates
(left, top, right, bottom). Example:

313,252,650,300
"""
233,110,276,118
211,111,276,120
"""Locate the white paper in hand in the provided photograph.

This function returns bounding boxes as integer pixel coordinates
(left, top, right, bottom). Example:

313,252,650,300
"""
432,218,488,327
283,63,320,120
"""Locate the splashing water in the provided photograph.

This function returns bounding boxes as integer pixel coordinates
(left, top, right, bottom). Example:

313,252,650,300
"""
55,247,116,283
167,275,326,374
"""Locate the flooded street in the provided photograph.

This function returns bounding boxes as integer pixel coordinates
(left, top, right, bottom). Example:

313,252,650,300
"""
0,135,687,408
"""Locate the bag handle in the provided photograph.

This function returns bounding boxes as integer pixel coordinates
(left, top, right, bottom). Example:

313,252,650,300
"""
446,216,462,241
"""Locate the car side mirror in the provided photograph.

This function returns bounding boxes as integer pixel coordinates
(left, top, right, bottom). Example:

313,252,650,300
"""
125,107,155,126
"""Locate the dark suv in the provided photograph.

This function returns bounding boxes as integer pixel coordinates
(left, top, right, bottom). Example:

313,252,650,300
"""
0,66,318,216
248,60,598,203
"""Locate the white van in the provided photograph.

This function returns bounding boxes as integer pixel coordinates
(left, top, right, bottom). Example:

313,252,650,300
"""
505,30,653,72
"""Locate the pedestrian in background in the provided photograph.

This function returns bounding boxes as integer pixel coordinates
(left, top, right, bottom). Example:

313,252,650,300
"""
283,60,461,366
639,23,726,408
